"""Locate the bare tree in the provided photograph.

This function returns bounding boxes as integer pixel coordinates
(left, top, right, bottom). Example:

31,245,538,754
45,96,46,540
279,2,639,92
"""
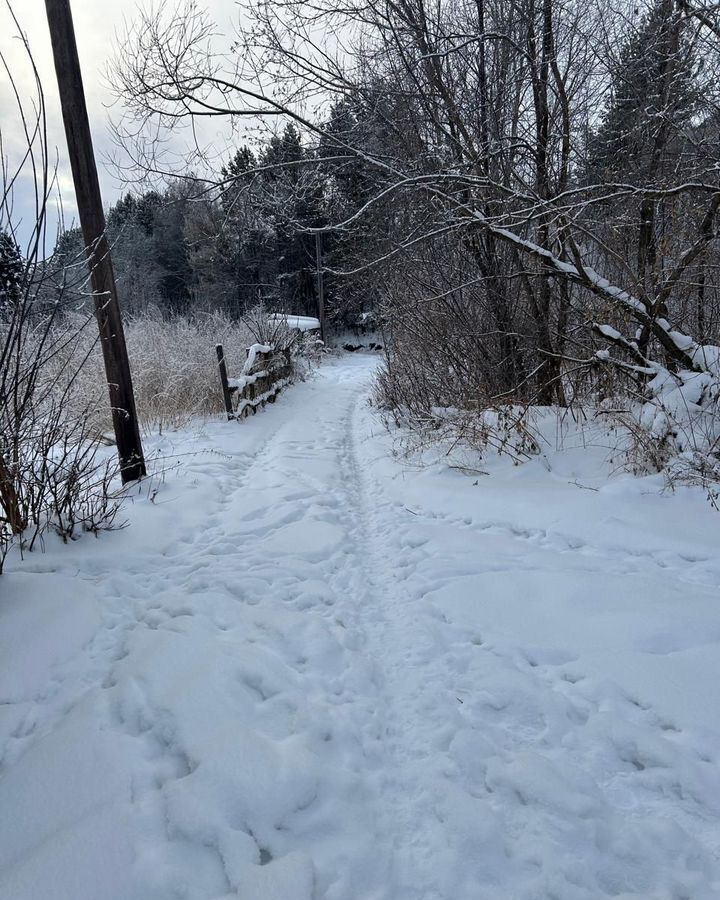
110,0,720,474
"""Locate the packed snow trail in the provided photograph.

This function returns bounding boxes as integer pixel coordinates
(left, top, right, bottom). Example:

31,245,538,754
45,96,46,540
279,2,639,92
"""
2,353,720,899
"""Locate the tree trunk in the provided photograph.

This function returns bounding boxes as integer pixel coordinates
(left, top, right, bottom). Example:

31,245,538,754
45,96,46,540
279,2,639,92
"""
0,451,25,535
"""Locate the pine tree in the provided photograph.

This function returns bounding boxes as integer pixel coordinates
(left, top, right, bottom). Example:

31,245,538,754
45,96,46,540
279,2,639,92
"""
0,232,23,321
221,146,277,310
261,125,324,315
587,0,699,183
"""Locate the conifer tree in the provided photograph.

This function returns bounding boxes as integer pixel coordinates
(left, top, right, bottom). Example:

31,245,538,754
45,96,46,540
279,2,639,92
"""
0,232,23,321
588,0,698,183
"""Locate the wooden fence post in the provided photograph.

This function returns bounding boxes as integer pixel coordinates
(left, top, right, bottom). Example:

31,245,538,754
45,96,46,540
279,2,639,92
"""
216,344,234,420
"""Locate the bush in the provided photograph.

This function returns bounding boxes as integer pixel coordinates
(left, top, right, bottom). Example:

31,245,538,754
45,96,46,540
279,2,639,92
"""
1,306,295,570
0,309,124,573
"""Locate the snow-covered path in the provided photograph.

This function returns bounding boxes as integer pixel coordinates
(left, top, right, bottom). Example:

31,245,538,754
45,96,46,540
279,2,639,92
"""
3,353,720,899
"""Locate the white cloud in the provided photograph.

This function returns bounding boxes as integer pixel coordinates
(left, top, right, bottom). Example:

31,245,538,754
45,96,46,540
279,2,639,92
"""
1,0,254,250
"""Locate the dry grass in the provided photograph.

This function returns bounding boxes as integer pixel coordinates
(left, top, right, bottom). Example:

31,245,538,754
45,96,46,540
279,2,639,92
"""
50,309,258,434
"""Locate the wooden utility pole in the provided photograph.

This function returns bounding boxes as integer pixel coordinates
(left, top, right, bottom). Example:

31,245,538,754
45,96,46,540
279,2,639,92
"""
45,0,146,482
315,232,326,344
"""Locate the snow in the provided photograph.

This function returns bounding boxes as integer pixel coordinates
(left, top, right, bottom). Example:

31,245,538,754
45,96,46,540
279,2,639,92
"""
227,371,269,392
2,353,720,899
235,376,292,417
267,314,320,332
596,323,623,341
692,343,720,376
241,343,273,375
668,330,696,353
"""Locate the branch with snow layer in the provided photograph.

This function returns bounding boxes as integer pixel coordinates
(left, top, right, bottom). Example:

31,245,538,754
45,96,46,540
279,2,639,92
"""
466,210,720,471
591,323,658,373
227,370,269,391
471,211,707,374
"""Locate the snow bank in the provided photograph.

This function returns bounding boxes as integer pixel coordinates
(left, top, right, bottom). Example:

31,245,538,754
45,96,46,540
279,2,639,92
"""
2,354,720,899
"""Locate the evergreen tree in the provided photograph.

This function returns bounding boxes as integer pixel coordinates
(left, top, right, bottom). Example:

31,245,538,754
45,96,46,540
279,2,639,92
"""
220,126,327,315
0,232,24,320
135,191,163,236
221,146,276,310
260,124,325,315
107,193,138,230
587,0,699,183
152,188,193,312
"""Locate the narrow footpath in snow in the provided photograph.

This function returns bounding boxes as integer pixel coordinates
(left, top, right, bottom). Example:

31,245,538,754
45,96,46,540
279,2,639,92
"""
2,353,720,899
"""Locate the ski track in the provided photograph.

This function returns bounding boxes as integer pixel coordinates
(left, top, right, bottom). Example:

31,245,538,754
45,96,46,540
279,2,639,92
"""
2,353,720,900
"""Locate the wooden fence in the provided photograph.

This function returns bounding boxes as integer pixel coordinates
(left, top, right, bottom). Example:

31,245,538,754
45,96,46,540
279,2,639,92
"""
216,343,293,421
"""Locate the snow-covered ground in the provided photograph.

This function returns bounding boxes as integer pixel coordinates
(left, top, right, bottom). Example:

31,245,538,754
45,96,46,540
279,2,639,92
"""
2,353,720,899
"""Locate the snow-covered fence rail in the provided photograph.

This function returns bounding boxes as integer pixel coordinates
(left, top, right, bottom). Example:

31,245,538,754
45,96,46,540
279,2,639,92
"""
216,343,292,421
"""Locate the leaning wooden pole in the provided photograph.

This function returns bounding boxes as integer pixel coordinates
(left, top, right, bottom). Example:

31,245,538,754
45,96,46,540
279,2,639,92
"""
45,0,146,482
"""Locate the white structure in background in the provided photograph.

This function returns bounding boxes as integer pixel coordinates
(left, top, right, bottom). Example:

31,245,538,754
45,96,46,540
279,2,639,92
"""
268,313,321,333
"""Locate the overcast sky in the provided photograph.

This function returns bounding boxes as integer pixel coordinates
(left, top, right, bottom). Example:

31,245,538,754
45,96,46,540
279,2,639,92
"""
1,0,245,252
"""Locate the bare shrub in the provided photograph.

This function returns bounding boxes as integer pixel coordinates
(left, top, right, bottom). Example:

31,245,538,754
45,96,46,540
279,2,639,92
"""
0,308,127,572
374,359,541,466
0,10,125,572
123,310,257,431
245,305,294,354
1,399,123,567
247,306,323,375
